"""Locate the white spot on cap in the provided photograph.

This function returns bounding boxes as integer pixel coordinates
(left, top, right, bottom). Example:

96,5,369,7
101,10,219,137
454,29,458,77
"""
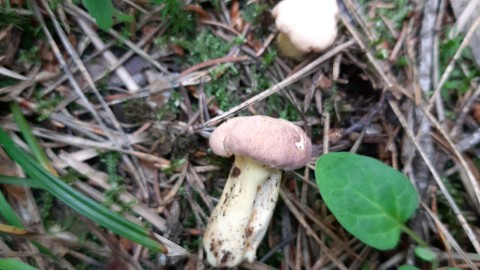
295,136,305,150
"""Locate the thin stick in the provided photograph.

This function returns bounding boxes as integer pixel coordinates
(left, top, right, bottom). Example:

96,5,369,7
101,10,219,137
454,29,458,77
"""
421,107,480,207
196,39,356,128
389,100,480,254
76,18,139,92
428,16,480,107
422,203,478,270
280,189,348,270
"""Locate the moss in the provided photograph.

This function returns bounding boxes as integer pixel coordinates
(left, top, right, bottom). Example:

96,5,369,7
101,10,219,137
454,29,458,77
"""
34,93,63,122
99,151,136,212
154,0,195,37
173,30,233,65
265,94,300,121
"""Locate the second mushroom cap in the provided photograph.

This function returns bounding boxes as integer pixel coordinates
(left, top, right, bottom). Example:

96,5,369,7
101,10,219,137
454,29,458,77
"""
272,0,339,57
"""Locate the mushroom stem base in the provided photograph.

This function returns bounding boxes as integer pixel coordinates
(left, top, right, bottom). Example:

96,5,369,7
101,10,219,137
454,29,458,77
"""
277,32,307,59
203,156,282,267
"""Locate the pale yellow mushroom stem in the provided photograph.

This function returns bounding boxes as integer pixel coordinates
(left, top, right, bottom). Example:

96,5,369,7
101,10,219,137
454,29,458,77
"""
203,155,282,267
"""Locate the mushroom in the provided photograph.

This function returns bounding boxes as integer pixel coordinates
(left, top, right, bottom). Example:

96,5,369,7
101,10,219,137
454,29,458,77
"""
203,115,312,267
272,0,339,59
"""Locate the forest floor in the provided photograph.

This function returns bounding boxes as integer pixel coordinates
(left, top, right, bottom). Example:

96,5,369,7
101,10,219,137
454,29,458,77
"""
1,0,480,269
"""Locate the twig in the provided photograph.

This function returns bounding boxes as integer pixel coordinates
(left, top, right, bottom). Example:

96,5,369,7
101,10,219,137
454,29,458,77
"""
448,0,480,38
76,18,139,92
456,127,480,152
0,66,28,81
451,82,480,137
408,0,439,200
65,3,170,74
59,153,167,232
421,107,480,208
280,189,348,270
421,203,478,270
179,55,250,78
37,0,151,198
389,99,480,254
428,16,480,107
196,39,356,128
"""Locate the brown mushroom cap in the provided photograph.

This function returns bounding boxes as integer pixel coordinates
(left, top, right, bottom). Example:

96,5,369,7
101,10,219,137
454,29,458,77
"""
209,116,312,170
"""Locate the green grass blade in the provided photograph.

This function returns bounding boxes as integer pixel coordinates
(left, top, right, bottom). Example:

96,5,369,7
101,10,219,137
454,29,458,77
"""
0,127,165,253
0,178,55,259
0,259,38,270
0,175,44,189
11,103,57,176
0,189,24,228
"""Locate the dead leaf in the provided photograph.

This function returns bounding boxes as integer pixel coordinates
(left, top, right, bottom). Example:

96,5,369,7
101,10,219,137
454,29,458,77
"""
0,223,30,235
230,0,245,31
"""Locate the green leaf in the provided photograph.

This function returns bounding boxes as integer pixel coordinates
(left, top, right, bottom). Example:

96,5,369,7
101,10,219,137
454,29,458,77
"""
0,259,38,270
414,246,436,262
82,0,132,31
398,266,420,270
0,182,56,259
315,152,419,250
11,103,57,175
0,128,165,253
83,0,114,31
0,189,24,228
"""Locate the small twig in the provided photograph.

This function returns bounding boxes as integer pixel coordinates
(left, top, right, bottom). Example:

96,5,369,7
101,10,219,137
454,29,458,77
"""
323,112,330,155
451,82,480,137
76,17,139,92
428,16,480,107
124,0,148,14
422,203,478,270
178,55,250,78
280,189,349,270
60,153,168,232
65,3,170,74
448,0,480,38
31,0,151,199
0,66,28,81
389,99,480,254
421,107,480,208
196,39,356,129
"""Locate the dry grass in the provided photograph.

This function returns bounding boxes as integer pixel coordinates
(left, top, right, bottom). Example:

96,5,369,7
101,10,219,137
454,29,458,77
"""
1,0,480,269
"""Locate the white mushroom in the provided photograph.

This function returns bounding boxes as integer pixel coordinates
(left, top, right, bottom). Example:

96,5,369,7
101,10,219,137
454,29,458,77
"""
273,0,339,59
203,116,312,267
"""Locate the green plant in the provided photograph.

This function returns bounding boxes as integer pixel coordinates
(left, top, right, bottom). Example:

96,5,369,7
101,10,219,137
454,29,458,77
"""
173,30,233,65
156,90,182,121
0,259,38,270
361,0,411,45
99,151,126,208
82,0,133,31
0,7,28,29
154,0,195,37
398,266,420,270
439,33,480,104
314,152,425,249
34,93,63,122
205,65,240,111
18,46,41,65
414,246,436,262
0,127,166,253
265,94,300,121
314,152,462,268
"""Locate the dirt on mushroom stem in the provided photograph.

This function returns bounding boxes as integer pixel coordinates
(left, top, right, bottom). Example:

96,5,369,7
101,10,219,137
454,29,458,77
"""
202,155,282,267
